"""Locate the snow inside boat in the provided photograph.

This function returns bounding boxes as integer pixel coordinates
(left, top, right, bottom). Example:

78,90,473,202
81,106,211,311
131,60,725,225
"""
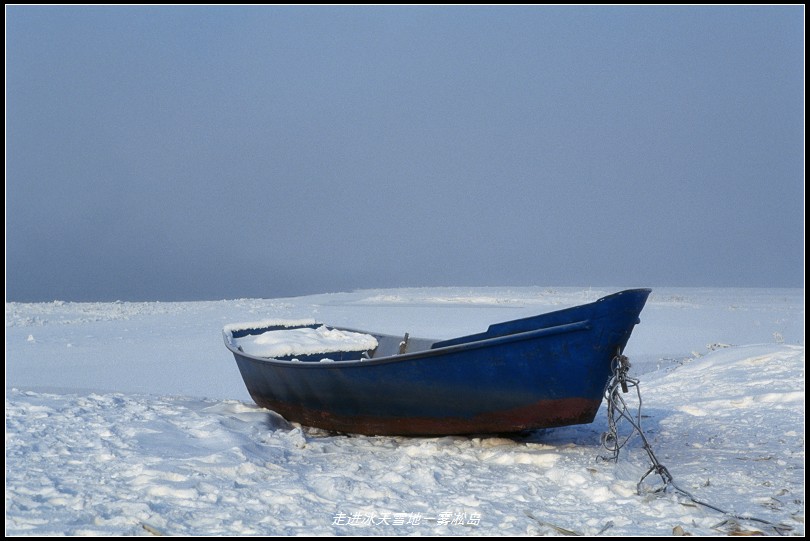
223,289,651,436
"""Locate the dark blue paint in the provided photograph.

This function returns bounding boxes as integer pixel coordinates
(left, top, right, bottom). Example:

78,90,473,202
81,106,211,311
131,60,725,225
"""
224,289,651,435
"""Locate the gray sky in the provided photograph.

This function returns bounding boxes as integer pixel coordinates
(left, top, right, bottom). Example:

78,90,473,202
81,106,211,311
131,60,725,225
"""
6,6,804,302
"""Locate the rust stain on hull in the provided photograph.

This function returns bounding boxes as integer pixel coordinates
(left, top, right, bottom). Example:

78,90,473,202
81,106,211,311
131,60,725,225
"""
251,395,602,436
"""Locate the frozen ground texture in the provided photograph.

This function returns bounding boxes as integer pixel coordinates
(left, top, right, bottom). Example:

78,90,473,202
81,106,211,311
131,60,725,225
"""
5,287,805,535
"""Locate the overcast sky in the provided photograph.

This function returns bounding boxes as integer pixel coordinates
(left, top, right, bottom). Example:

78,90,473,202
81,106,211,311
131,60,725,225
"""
6,6,804,302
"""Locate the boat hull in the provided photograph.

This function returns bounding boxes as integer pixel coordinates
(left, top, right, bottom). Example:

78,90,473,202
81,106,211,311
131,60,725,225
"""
226,289,651,436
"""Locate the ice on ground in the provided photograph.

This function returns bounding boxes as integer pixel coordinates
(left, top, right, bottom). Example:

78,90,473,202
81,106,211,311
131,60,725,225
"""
5,287,805,535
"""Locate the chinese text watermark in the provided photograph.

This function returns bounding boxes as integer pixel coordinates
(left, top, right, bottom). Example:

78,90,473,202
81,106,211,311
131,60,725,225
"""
332,511,481,527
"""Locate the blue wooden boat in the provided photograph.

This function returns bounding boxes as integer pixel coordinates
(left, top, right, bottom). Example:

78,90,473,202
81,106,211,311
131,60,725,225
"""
223,289,651,436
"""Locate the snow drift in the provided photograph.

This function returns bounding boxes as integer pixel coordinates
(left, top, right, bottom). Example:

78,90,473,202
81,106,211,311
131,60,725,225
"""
5,287,805,535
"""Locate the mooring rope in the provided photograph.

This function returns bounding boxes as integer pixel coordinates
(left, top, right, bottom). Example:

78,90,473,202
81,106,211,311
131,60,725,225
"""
600,350,792,535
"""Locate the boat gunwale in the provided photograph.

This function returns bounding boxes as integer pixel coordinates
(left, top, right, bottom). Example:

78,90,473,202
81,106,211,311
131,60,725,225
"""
224,319,592,369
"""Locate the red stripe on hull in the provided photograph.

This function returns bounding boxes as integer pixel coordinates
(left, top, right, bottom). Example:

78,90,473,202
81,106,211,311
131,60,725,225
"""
252,395,602,436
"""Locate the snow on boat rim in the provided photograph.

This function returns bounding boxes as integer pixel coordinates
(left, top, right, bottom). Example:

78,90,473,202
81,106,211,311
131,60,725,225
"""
228,324,379,359
222,318,319,334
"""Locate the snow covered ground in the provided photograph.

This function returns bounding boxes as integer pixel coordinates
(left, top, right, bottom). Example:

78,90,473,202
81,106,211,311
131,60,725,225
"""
5,287,805,535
